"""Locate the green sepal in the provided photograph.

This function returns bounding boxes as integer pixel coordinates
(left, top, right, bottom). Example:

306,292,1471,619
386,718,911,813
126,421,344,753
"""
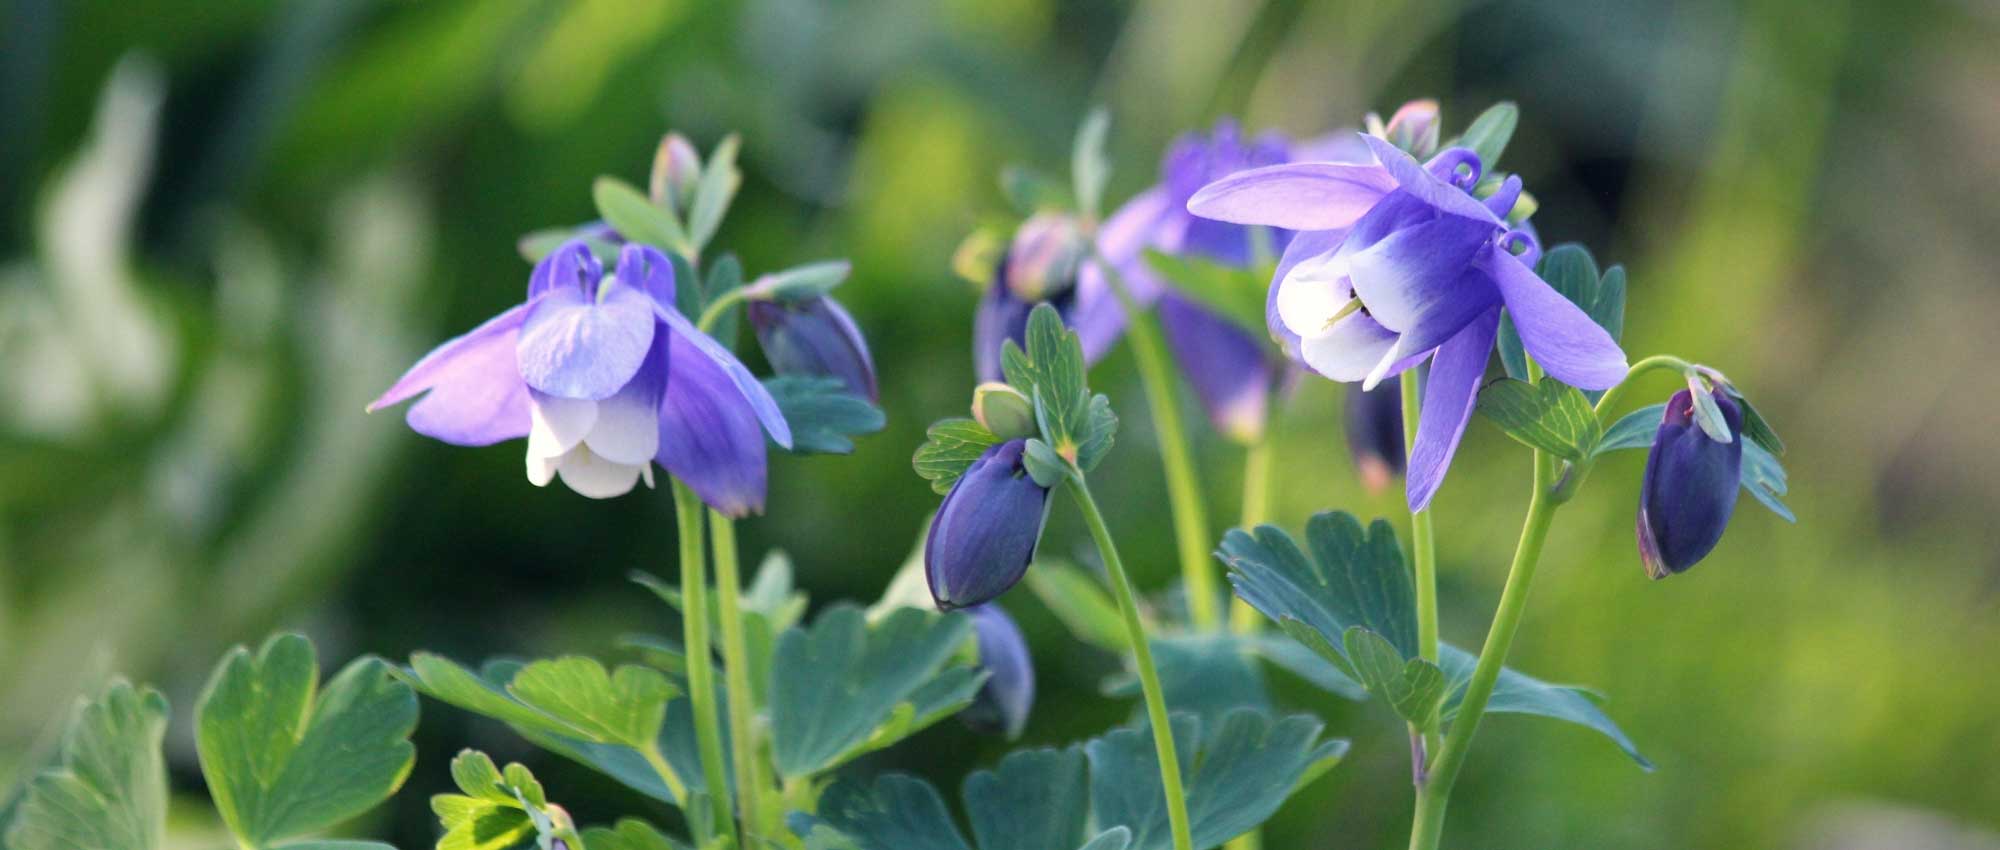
913,418,1003,494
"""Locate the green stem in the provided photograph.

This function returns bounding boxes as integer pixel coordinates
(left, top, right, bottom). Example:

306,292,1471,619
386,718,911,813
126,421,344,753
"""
670,480,736,849
1228,433,1277,634
1406,456,1561,850
1401,371,1441,762
1065,474,1195,850
695,286,749,334
709,510,769,842
1551,354,1697,504
1095,258,1220,630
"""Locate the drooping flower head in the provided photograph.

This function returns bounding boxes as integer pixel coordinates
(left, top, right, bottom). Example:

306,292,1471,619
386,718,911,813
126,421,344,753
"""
750,295,878,402
1637,389,1743,578
1189,127,1627,510
368,240,791,514
973,212,1111,381
924,438,1051,610
961,604,1034,739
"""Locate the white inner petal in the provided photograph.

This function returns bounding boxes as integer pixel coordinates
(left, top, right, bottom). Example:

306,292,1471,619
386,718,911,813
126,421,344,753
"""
1275,252,1354,339
555,444,645,499
1299,313,1399,383
584,387,661,465
526,449,560,487
528,394,598,461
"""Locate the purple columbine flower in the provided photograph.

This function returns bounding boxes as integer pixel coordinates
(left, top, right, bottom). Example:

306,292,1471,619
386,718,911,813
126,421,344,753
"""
1188,132,1628,510
925,439,1051,610
749,295,878,402
961,604,1034,739
973,213,1121,381
1345,377,1406,495
368,240,791,514
1637,389,1743,578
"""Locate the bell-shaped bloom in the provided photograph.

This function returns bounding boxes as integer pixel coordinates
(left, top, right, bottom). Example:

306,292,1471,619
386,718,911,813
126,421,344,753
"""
960,605,1034,739
974,213,1122,381
368,241,791,514
1092,120,1296,444
749,295,878,401
1637,390,1743,578
1189,133,1628,510
925,439,1050,610
1344,378,1406,495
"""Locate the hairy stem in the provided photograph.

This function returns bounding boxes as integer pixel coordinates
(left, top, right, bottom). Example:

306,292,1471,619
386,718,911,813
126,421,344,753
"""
1067,474,1195,850
709,511,768,841
671,480,736,848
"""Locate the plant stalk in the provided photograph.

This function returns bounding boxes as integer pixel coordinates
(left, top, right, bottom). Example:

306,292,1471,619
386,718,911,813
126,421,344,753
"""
1401,370,1442,762
709,510,769,841
670,479,736,849
1066,473,1195,850
1229,432,1277,634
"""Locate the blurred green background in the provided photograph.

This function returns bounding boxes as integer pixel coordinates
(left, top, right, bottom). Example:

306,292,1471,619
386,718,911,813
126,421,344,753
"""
3,0,1997,848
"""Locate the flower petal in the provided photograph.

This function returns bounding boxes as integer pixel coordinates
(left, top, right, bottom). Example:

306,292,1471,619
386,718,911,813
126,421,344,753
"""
1158,293,1272,444
517,284,657,400
527,240,602,300
1298,310,1399,382
527,391,598,460
658,306,792,448
1479,246,1628,390
1185,159,1397,230
657,324,770,517
1342,203,1499,338
584,329,668,465
615,243,677,310
370,303,533,446
556,446,645,499
973,280,1031,383
1360,135,1500,224
1406,309,1501,512
1268,228,1348,363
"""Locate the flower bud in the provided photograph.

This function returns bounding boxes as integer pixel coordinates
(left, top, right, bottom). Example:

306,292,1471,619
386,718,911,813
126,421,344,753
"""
1637,389,1743,578
1365,100,1441,159
1344,378,1406,495
971,382,1036,439
925,439,1051,610
749,295,878,402
1003,212,1089,302
960,605,1034,739
650,132,702,211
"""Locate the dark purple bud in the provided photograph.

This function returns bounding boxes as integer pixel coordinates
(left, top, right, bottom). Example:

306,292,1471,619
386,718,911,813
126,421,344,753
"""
1344,378,1406,495
925,439,1051,610
749,295,879,402
1637,389,1743,578
960,605,1034,739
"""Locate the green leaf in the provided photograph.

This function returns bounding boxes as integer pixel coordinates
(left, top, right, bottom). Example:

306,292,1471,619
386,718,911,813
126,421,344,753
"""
1342,627,1446,728
1219,511,1417,663
1073,394,1117,473
702,254,745,347
1594,403,1666,456
1101,636,1271,731
687,134,742,251
913,419,1002,495
196,634,418,849
1072,107,1112,221
1451,101,1519,169
769,606,983,778
753,260,853,302
1437,647,1653,769
1139,250,1266,337
763,376,886,455
1687,383,1735,444
965,748,1089,850
1475,378,1603,460
794,775,972,850
580,819,687,850
1088,711,1345,850
5,681,169,850
1074,830,1132,850
1249,634,1367,701
1741,440,1796,523
1021,560,1126,653
506,657,675,748
432,751,579,850
1001,304,1089,456
1021,438,1068,487
1720,385,1785,456
594,176,690,257
999,165,1071,217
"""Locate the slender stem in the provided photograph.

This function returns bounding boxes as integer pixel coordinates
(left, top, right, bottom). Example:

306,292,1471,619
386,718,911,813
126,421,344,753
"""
1066,474,1195,850
695,286,749,334
708,510,768,841
1228,433,1277,634
1401,370,1441,762
1590,354,1694,421
1406,456,1561,850
638,743,690,807
670,480,736,849
1095,258,1220,630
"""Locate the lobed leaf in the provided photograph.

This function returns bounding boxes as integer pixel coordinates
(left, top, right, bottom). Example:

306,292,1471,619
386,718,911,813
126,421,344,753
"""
1476,378,1604,461
1451,101,1519,171
5,681,169,850
506,657,675,748
1342,627,1446,729
580,819,687,850
768,606,982,778
687,134,742,251
913,418,1003,494
432,751,578,850
594,176,690,257
1219,511,1417,665
764,376,886,455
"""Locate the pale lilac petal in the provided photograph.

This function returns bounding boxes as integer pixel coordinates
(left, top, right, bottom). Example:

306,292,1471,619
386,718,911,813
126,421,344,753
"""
973,282,1030,382
370,303,533,446
1158,293,1271,444
1268,228,1348,362
1185,161,1396,230
1097,186,1176,268
657,307,792,448
527,391,597,459
1479,246,1628,390
1298,311,1399,382
1068,262,1126,365
556,447,645,499
1406,310,1501,512
1361,135,1501,224
585,330,668,464
527,240,602,300
656,325,769,517
615,243,677,310
517,285,657,400
1290,131,1374,164
1273,250,1353,339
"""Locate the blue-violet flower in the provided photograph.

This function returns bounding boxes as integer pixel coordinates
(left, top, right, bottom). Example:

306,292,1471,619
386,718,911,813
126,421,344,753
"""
924,439,1050,610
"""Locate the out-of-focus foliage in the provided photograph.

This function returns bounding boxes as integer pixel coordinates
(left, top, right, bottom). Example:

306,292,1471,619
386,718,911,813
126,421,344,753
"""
2,1,1997,848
